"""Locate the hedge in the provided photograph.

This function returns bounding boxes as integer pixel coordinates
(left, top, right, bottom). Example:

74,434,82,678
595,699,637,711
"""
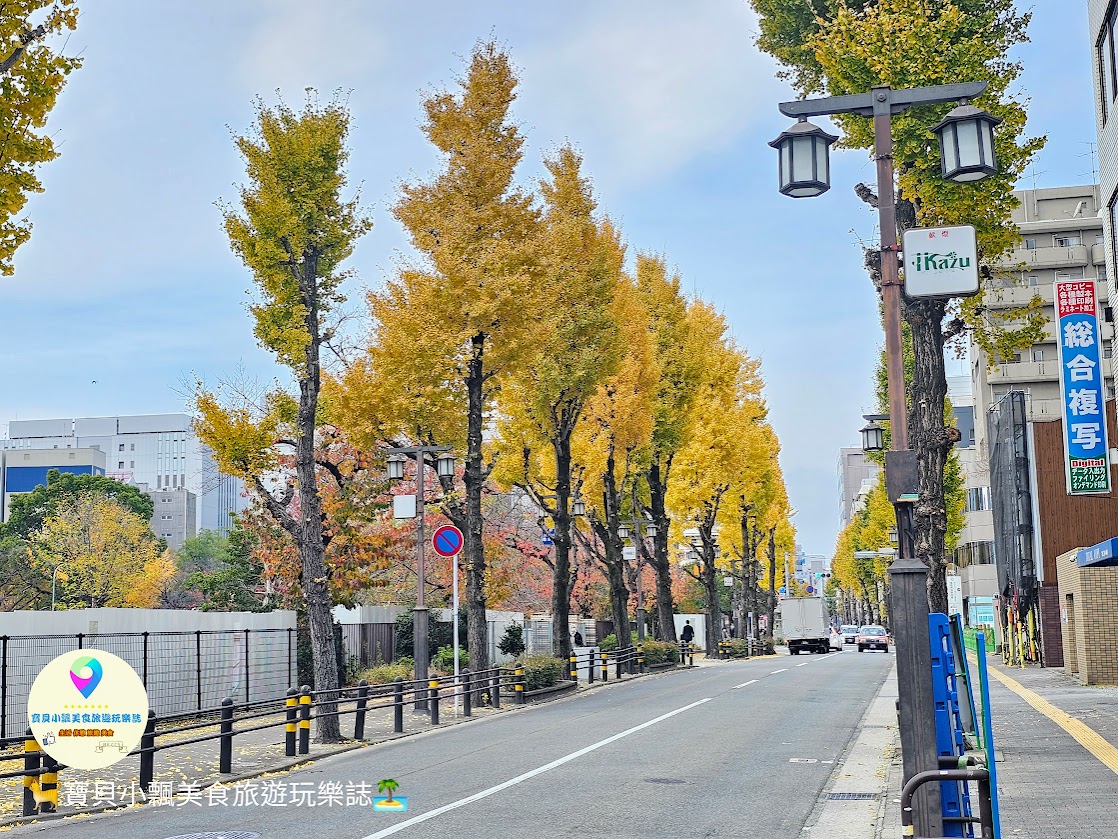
641,640,679,665
519,655,567,691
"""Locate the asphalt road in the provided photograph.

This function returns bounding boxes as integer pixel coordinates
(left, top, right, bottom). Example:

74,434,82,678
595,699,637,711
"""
12,648,893,839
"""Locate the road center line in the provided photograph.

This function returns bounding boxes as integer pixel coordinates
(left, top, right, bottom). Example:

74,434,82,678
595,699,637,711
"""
795,662,810,667
732,679,759,689
359,697,713,839
770,668,788,674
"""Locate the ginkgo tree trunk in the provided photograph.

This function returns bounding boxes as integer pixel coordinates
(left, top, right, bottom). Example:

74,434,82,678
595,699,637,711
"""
196,97,371,743
365,42,543,678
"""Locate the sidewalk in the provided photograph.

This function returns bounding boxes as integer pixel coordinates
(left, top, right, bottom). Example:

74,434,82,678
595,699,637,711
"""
979,657,1118,837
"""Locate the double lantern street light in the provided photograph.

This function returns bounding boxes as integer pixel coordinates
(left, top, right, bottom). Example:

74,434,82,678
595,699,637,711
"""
771,81,1000,837
617,518,659,641
386,447,456,712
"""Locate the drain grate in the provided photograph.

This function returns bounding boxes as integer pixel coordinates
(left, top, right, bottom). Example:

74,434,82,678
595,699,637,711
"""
827,792,880,801
644,777,688,785
164,833,261,839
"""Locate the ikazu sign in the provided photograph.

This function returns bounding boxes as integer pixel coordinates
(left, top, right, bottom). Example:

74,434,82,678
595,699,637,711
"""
1055,279,1111,495
902,225,979,298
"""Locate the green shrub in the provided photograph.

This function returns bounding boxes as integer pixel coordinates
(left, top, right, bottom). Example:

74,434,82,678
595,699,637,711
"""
359,657,414,685
498,622,526,658
519,654,567,691
599,633,618,652
640,640,680,665
431,645,469,674
723,639,752,658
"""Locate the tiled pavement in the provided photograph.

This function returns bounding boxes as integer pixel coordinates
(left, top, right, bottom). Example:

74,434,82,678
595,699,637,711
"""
983,660,1118,839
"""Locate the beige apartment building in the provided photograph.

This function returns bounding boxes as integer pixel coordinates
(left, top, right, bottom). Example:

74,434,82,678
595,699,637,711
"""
971,185,1112,456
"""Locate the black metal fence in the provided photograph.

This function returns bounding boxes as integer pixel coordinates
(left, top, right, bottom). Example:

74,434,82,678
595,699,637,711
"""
0,628,296,738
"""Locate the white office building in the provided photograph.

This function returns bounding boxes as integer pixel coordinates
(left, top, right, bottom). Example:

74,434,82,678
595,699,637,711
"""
2,414,245,535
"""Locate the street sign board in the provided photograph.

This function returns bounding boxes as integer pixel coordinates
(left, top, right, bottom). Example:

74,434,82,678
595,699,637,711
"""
541,527,555,547
432,524,464,557
946,574,963,617
902,225,979,298
623,546,637,561
1055,279,1111,494
392,494,416,520
806,586,814,594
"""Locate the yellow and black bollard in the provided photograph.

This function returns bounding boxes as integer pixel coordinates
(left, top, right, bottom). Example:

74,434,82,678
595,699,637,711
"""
429,679,441,724
600,651,609,682
515,666,525,704
284,687,298,756
298,684,312,755
637,643,645,674
22,729,40,816
570,653,578,683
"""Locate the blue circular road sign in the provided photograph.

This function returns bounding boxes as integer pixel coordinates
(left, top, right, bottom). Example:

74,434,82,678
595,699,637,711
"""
432,525,464,557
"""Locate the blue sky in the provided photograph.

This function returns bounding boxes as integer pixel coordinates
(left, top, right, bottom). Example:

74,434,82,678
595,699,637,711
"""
0,1,1096,555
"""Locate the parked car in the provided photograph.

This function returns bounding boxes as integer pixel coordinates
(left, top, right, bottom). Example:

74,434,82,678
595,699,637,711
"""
840,625,859,645
857,624,890,652
828,629,844,651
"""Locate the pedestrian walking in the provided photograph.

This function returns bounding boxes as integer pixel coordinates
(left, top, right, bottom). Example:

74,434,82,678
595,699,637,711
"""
681,620,695,644
573,631,584,647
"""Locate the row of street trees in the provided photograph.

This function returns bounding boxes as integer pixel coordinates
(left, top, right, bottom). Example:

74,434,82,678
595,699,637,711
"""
193,41,796,741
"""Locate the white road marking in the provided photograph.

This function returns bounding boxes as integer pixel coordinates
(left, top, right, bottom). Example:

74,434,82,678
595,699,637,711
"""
732,679,759,689
795,662,810,667
770,668,788,674
359,697,713,838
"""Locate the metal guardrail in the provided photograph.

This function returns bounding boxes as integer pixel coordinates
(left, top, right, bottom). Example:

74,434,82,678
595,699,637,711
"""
1,665,521,817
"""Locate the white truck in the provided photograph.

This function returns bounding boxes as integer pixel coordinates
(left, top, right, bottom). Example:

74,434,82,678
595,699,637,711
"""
779,596,831,655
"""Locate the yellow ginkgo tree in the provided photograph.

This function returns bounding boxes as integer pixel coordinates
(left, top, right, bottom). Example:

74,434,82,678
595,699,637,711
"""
364,42,544,675
492,146,624,659
574,275,658,651
29,494,172,609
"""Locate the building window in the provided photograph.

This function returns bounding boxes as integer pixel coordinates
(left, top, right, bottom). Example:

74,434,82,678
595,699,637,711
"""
1028,275,1039,287
1032,348,1044,362
1101,264,1109,281
965,487,991,513
1103,21,1116,122
1106,344,1114,359
1106,306,1114,323
130,443,135,451
118,461,124,469
118,444,124,452
1055,235,1082,248
1024,238,1037,250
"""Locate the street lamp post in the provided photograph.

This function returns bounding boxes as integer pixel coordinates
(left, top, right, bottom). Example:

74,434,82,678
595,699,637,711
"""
387,444,455,712
773,81,1000,836
618,518,658,641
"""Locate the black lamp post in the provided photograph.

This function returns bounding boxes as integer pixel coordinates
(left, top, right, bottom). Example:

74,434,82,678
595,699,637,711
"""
773,80,999,836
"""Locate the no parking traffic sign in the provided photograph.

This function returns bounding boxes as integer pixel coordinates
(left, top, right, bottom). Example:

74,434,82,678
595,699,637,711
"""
432,524,464,557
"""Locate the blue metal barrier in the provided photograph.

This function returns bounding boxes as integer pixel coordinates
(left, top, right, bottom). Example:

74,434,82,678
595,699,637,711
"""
929,613,971,836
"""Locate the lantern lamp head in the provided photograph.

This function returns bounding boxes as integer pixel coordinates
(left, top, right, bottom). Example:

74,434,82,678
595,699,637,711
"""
769,118,840,198
932,102,1001,183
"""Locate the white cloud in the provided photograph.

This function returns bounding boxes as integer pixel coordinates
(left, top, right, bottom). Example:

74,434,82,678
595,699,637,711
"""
237,0,388,93
519,1,783,187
